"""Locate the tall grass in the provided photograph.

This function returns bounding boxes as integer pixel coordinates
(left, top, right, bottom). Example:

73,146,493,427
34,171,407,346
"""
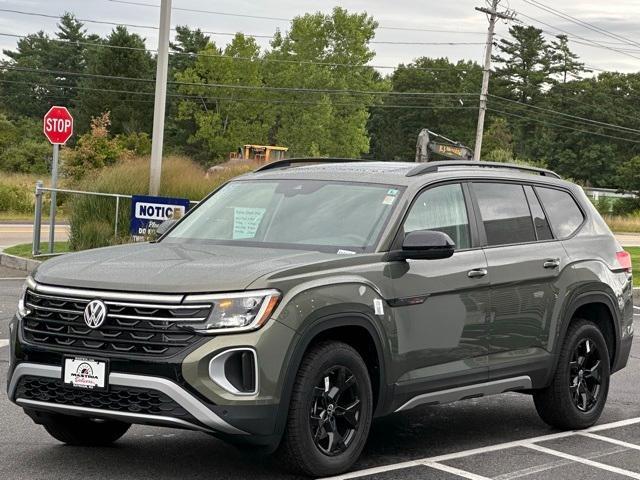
0,173,55,215
69,155,254,250
603,214,640,234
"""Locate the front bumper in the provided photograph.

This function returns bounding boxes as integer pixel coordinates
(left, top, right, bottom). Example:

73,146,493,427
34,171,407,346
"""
8,362,246,435
7,308,295,447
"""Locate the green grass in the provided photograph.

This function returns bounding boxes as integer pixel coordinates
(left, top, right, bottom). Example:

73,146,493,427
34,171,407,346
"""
3,241,70,259
624,247,640,287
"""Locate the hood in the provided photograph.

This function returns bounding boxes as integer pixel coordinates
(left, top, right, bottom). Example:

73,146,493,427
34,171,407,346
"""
34,242,337,293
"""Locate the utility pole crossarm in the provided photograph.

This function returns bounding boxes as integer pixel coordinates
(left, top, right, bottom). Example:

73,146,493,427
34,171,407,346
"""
473,0,517,162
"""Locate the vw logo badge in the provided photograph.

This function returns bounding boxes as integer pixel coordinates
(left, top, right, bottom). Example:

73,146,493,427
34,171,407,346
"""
84,300,107,329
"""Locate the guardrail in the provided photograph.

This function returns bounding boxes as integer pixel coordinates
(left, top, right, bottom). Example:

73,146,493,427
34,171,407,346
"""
32,181,198,258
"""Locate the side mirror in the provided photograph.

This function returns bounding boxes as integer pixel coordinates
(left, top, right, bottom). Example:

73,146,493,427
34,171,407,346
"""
155,219,178,236
386,230,455,261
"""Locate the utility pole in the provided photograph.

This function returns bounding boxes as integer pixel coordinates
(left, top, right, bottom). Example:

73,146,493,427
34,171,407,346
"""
473,0,516,161
149,0,172,195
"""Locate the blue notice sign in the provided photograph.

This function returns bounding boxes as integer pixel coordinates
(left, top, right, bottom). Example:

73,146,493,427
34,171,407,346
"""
130,194,191,237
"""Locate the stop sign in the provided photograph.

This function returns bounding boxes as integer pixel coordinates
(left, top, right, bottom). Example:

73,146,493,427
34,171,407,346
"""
43,106,74,145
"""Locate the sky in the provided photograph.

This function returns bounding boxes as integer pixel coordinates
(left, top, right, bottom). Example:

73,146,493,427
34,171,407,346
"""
1,0,639,74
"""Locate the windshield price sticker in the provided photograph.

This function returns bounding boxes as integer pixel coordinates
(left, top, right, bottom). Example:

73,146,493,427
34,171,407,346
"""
233,207,266,239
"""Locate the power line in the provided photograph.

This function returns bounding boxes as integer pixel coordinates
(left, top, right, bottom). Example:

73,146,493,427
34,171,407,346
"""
0,80,476,109
103,0,487,35
520,0,640,49
0,79,481,110
0,8,486,46
0,31,481,73
509,9,640,62
487,106,640,143
1,65,480,98
488,94,640,135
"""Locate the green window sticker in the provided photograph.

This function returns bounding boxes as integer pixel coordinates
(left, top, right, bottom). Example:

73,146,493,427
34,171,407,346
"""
233,207,266,239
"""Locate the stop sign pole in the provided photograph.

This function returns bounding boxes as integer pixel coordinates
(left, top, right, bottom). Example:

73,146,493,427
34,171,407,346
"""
43,106,74,254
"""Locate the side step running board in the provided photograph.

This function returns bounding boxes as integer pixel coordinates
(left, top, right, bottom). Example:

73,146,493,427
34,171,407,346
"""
395,376,532,412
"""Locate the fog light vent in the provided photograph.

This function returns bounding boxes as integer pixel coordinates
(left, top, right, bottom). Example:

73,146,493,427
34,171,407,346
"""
208,348,258,395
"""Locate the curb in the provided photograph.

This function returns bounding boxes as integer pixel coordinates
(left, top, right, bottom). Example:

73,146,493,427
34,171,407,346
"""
634,287,640,306
0,252,42,273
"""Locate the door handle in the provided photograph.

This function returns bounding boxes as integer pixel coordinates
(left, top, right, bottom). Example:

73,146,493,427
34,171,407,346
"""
543,259,560,269
467,268,488,278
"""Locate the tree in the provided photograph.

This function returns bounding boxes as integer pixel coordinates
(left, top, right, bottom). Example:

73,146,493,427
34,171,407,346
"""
76,26,155,134
549,35,586,84
482,117,514,157
176,8,384,162
368,57,481,160
493,26,552,104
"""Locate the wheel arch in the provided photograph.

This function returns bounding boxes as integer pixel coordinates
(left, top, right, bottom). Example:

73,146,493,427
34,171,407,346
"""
271,311,391,449
559,290,620,369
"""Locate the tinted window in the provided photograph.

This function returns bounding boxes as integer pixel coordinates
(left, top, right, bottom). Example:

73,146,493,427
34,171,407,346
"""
404,183,471,249
473,183,536,246
536,187,584,238
524,186,553,240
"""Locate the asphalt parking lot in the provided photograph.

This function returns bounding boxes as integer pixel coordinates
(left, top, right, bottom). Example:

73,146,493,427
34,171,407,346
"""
1,269,639,480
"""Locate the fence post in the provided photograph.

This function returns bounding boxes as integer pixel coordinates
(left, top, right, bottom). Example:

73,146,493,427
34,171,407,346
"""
32,180,43,256
114,196,120,239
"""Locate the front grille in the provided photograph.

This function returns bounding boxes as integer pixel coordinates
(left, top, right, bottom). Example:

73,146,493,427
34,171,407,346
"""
21,290,210,357
17,376,192,419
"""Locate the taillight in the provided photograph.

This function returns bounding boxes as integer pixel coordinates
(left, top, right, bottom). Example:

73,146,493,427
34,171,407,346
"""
616,250,632,273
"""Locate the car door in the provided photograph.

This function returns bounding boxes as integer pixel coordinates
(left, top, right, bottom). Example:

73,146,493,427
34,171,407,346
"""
387,182,490,396
470,181,566,380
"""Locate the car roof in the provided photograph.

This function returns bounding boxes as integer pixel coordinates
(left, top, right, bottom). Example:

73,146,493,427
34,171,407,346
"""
239,159,569,188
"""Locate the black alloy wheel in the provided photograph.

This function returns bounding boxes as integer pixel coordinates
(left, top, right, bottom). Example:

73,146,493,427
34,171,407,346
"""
310,365,362,456
569,338,603,412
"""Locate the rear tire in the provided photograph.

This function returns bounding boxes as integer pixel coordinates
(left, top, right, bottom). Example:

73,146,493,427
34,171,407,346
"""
40,413,131,446
277,341,373,477
534,319,610,430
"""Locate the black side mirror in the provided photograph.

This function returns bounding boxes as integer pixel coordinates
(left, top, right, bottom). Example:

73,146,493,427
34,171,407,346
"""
386,230,456,261
155,219,178,237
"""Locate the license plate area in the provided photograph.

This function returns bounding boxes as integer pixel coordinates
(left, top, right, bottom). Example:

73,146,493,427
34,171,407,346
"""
62,356,109,391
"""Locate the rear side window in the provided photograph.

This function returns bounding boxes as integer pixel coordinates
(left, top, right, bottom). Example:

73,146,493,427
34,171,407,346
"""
473,182,536,246
536,187,584,238
524,186,553,241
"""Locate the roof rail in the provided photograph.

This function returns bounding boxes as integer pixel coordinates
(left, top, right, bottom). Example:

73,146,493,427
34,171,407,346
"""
253,157,366,173
405,160,561,179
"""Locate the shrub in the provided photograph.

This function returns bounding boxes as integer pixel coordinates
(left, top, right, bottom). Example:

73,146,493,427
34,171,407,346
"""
0,139,51,174
115,132,152,156
68,155,253,250
62,112,131,180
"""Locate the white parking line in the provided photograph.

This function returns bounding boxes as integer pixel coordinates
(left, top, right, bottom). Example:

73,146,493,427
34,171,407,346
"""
0,277,26,281
323,417,640,480
524,443,640,479
580,432,640,452
425,461,492,480
0,340,9,348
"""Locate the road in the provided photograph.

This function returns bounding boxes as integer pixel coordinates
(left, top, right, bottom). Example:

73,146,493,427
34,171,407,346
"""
0,268,639,480
0,224,69,250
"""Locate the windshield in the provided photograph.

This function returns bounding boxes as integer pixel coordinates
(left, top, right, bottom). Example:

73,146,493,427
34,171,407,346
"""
164,180,403,253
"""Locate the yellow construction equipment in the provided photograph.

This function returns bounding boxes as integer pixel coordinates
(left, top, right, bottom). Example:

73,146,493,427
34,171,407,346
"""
230,145,288,163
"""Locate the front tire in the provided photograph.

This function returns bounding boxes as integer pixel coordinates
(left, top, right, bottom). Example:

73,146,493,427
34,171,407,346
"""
278,341,373,477
40,413,131,446
534,319,610,430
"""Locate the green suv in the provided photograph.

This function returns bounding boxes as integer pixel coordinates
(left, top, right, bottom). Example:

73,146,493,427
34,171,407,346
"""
7,160,634,476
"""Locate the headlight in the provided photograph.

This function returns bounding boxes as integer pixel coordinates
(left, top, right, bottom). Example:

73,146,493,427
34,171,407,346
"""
16,279,32,319
183,290,281,333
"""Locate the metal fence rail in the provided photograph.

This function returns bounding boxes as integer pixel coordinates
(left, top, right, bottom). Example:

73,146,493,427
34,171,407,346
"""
32,182,198,257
